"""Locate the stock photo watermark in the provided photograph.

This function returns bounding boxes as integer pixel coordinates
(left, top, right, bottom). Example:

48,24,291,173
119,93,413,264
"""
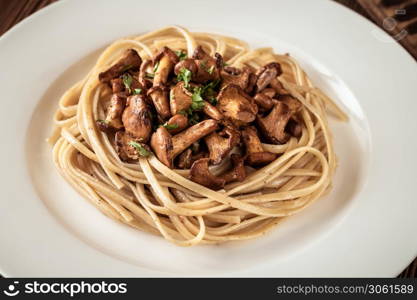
372,9,408,43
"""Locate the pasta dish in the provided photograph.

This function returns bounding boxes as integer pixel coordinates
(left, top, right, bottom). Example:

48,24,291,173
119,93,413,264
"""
49,26,347,246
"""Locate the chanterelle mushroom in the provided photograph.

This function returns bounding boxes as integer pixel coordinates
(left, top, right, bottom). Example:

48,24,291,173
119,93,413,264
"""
220,67,252,90
97,94,125,132
254,92,274,112
189,158,226,190
192,46,220,83
204,126,240,164
256,97,301,144
99,49,142,83
219,154,246,183
163,114,188,134
122,95,153,142
153,47,179,86
174,59,198,77
115,131,151,162
242,126,277,166
147,85,171,120
216,84,258,126
151,119,218,168
169,81,193,115
255,62,282,92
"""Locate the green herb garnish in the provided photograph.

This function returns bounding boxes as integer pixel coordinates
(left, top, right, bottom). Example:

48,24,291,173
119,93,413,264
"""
145,72,155,79
191,86,205,111
177,68,192,88
133,88,142,95
128,141,150,157
178,110,187,116
153,61,160,73
175,50,187,61
207,65,215,74
162,123,179,130
97,119,108,125
122,73,133,93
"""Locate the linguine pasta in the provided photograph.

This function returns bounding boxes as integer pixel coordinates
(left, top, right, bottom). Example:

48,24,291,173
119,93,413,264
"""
49,26,347,246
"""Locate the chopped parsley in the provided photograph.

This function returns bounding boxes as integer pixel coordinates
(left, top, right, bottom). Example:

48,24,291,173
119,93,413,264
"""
128,141,150,157
162,123,179,130
175,50,187,61
207,65,215,74
122,73,133,93
153,61,160,73
177,68,192,88
145,72,155,79
133,88,142,95
97,119,108,125
201,79,220,105
191,86,205,111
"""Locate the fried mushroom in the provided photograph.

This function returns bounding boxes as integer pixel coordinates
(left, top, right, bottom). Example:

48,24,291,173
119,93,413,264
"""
169,81,193,115
219,154,246,183
204,126,240,164
99,49,142,83
122,95,153,142
115,131,150,162
255,62,282,92
189,158,226,190
216,84,258,126
147,86,171,120
242,126,277,166
153,47,179,86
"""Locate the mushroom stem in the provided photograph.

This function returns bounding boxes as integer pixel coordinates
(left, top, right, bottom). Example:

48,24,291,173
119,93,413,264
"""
148,86,171,120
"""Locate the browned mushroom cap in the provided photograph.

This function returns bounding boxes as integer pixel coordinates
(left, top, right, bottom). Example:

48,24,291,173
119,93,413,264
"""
150,126,174,168
191,46,220,83
254,93,274,111
169,81,193,115
174,58,198,76
256,101,293,144
202,101,223,120
138,59,153,89
147,86,171,120
99,49,142,83
189,158,226,190
204,126,240,164
255,62,282,92
111,78,124,94
115,131,151,162
122,95,152,142
279,95,302,112
220,67,252,90
242,126,277,166
219,154,246,183
216,84,258,126
245,72,258,95
172,119,218,157
164,114,189,134
153,47,179,86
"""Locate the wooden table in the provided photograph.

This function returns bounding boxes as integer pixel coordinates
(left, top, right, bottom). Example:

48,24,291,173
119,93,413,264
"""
0,0,415,278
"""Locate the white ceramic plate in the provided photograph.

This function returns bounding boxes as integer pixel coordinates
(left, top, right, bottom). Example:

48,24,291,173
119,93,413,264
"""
0,0,416,277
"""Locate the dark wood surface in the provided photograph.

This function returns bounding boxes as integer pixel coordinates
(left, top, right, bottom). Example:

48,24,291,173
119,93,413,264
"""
0,0,415,278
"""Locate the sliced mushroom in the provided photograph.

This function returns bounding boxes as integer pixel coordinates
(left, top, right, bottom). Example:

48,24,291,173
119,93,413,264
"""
189,158,226,190
169,81,192,115
122,95,152,142
255,62,282,92
242,126,277,166
204,126,240,164
150,126,174,168
219,154,246,183
153,47,178,86
253,93,274,111
192,46,220,83
202,101,223,120
164,114,188,134
220,67,252,90
256,101,293,144
172,119,218,157
99,49,142,83
147,86,171,120
216,84,258,126
115,131,150,162
151,119,218,168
